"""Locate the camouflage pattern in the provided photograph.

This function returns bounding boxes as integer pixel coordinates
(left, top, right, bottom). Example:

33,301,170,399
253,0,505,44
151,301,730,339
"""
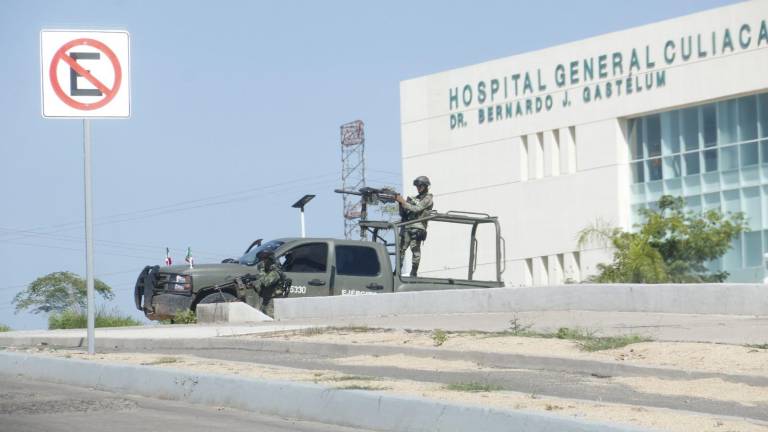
399,192,434,231
399,190,433,275
251,259,285,317
399,228,424,266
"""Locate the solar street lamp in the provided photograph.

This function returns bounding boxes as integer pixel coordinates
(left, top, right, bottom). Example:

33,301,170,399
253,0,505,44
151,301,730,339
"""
292,194,315,238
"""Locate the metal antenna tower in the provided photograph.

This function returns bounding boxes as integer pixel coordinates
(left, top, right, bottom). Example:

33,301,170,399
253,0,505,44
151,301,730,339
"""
340,120,366,239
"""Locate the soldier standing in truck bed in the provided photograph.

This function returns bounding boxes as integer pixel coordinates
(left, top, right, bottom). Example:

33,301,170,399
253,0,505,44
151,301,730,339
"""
396,176,434,277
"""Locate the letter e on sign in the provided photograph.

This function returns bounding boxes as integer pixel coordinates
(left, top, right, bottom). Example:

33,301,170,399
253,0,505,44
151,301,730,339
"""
40,30,131,118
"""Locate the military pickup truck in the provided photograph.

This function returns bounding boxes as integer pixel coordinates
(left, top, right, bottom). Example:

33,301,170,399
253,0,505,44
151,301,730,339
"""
134,211,506,320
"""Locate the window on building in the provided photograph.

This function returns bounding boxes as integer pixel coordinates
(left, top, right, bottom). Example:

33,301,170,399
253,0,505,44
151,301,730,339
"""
741,142,758,166
739,96,758,142
645,114,662,158
702,105,717,147
759,94,768,138
682,107,699,151
663,155,681,179
703,149,718,172
661,111,680,155
718,100,738,145
646,158,662,181
629,119,642,160
720,145,738,171
627,91,768,281
683,152,700,175
761,140,768,164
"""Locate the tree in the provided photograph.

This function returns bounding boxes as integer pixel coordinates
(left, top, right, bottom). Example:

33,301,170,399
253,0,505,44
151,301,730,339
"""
577,195,747,283
13,271,114,314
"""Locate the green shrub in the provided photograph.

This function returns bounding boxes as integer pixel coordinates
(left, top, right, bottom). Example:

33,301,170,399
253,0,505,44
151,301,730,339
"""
48,307,142,330
431,329,448,346
0,324,10,332
160,309,197,324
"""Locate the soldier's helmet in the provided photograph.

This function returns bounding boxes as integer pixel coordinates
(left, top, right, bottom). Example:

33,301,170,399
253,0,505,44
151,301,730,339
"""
413,176,431,187
256,250,275,261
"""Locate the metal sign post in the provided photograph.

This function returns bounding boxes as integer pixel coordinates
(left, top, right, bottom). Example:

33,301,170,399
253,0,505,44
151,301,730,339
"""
83,119,95,354
41,29,131,355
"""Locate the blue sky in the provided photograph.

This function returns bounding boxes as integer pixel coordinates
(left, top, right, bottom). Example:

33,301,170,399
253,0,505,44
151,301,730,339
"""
0,0,738,329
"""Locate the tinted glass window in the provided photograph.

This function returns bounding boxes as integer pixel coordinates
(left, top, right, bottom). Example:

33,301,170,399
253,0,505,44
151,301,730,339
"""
631,161,644,183
684,152,700,175
741,142,758,166
629,119,643,160
335,246,381,276
282,243,328,273
702,104,717,147
681,107,699,151
646,158,662,181
739,96,758,141
645,114,661,157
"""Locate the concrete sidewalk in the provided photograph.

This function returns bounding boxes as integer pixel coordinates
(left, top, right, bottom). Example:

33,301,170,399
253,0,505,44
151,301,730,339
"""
283,310,768,345
3,310,764,345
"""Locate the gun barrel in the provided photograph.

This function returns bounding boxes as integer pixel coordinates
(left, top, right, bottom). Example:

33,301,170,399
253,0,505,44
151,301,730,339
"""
334,189,363,196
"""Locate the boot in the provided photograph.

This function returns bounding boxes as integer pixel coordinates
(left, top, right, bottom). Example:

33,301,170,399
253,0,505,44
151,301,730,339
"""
409,263,419,277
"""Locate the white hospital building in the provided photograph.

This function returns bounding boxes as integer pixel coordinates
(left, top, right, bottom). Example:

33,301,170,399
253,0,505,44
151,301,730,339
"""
400,1,768,284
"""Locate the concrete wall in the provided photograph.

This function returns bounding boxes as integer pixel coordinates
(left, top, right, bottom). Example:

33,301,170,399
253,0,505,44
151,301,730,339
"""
275,284,768,319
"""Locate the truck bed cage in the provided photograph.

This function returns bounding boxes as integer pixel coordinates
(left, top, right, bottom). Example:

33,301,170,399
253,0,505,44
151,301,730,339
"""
358,210,506,282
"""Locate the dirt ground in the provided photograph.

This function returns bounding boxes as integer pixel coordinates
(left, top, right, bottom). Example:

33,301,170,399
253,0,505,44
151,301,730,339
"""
255,328,768,377
11,330,768,432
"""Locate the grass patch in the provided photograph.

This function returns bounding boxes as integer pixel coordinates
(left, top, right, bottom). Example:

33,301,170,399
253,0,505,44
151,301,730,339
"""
431,329,448,346
475,323,652,352
0,324,10,332
746,343,768,350
445,382,503,392
578,334,652,352
159,309,197,324
141,356,180,365
48,307,142,330
297,326,330,337
296,326,382,337
336,384,390,391
329,375,380,382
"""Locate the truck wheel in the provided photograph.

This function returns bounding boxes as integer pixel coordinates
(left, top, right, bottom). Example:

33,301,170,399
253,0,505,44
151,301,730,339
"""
198,292,238,304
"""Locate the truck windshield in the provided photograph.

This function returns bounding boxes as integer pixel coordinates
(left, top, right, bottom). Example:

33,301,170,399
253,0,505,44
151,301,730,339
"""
239,240,285,266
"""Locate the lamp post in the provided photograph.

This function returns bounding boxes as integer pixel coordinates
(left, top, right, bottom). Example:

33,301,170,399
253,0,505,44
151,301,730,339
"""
292,194,315,238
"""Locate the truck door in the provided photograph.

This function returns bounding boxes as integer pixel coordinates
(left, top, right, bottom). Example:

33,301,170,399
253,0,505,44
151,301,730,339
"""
278,242,330,297
332,244,393,295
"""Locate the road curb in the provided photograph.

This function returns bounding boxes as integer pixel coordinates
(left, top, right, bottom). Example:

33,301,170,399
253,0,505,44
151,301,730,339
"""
0,351,651,432
2,335,766,387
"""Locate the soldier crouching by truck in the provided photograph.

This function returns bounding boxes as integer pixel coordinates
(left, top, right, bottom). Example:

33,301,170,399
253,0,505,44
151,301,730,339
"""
240,250,289,317
396,176,434,277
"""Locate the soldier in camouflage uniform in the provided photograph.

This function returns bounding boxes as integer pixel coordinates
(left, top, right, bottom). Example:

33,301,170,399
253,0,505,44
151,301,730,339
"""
247,250,287,317
396,176,434,277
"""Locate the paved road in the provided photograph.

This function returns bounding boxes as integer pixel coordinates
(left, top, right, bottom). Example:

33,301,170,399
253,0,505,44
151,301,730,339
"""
0,375,370,432
124,346,768,423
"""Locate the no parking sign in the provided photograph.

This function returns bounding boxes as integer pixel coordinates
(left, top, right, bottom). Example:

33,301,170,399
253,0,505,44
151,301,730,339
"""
40,30,130,118
39,29,131,355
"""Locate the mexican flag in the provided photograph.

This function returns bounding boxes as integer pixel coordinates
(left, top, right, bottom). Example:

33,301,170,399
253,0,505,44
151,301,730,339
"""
164,247,172,266
185,247,194,268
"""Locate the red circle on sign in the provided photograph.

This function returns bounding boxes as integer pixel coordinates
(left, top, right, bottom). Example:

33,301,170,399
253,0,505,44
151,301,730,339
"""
49,38,122,111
